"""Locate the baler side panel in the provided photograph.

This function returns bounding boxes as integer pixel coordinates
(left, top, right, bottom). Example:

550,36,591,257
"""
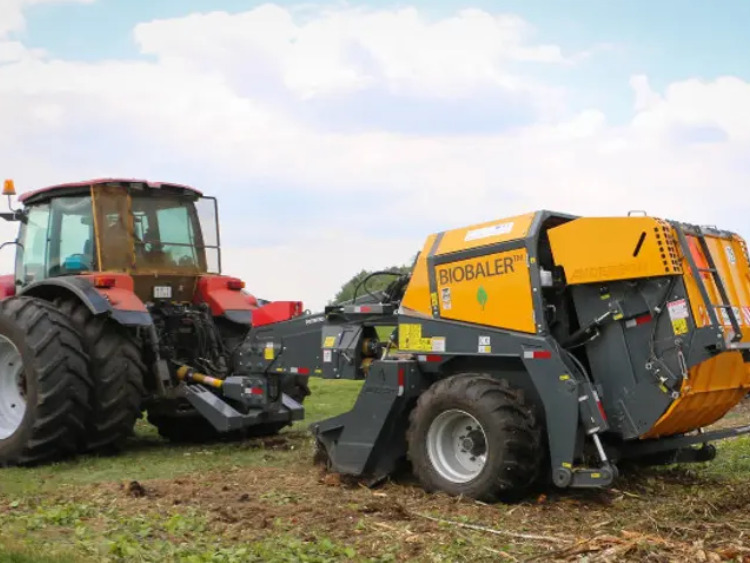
401,213,539,319
548,217,683,285
567,280,677,440
434,248,535,333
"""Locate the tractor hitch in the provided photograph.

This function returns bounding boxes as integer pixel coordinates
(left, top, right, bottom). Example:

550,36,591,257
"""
176,364,304,433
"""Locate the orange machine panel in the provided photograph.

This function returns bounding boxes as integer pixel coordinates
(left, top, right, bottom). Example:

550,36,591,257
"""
548,216,683,284
434,212,537,255
436,248,535,333
400,234,437,318
681,232,750,340
642,351,750,438
401,213,538,317
643,227,750,438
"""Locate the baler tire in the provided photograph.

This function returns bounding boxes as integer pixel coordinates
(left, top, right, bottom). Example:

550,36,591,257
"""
407,373,544,503
0,296,92,466
55,299,146,454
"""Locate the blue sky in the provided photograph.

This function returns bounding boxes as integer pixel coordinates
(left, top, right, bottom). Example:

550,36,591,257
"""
18,0,750,122
2,1,749,307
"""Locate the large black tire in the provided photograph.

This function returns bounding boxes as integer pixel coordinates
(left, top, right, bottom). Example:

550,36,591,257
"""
0,296,92,466
55,299,146,453
406,374,544,503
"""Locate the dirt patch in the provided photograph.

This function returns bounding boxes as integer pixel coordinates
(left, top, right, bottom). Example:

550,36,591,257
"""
12,401,750,561
42,451,747,562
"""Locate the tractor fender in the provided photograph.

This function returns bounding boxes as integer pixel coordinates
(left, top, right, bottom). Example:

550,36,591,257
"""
19,276,153,327
0,274,16,299
194,274,255,325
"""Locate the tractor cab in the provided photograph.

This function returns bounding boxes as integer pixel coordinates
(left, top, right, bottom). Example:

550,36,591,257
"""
10,179,222,303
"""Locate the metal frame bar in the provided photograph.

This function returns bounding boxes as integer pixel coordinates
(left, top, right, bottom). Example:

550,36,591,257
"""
672,223,722,328
695,226,742,342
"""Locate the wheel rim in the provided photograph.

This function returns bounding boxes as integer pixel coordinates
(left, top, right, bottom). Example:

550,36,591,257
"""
0,335,25,440
426,409,488,483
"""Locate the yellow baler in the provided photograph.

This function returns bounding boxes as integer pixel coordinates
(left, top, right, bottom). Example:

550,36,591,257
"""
254,210,750,502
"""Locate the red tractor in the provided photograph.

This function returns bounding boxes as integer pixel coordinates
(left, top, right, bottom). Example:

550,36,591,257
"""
0,178,309,465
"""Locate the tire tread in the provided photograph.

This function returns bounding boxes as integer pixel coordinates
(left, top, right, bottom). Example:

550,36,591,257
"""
0,296,92,466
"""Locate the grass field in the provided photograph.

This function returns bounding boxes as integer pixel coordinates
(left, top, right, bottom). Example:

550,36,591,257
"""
1,379,750,562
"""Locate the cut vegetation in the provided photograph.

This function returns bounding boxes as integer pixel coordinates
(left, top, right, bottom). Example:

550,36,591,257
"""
1,380,750,562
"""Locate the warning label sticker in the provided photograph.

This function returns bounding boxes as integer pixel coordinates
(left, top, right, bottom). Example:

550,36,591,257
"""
667,299,689,335
264,341,275,360
441,287,452,311
668,299,689,320
726,245,737,265
323,349,332,363
399,324,446,352
478,336,491,354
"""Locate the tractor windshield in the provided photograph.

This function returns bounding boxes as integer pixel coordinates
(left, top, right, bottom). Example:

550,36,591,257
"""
92,186,221,275
130,193,218,273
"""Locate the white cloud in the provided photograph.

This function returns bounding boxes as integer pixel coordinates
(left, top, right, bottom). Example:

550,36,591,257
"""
134,5,569,101
0,3,749,310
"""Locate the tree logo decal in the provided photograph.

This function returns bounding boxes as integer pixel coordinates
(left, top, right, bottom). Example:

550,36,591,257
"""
477,286,488,310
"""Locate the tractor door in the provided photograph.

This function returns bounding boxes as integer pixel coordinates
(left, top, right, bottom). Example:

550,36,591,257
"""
15,196,96,285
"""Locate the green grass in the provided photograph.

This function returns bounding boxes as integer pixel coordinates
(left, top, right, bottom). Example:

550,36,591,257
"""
0,378,365,562
2,378,750,562
0,547,78,563
0,378,363,498
298,378,363,424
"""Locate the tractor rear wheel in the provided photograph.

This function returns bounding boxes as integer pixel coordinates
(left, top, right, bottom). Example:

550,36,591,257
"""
0,296,91,466
55,299,146,453
406,374,544,503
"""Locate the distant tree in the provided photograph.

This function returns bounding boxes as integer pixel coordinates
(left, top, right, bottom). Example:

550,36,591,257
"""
330,257,416,305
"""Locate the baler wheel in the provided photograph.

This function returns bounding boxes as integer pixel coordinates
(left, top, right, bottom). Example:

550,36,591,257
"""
0,296,91,466
407,373,544,503
55,299,146,454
